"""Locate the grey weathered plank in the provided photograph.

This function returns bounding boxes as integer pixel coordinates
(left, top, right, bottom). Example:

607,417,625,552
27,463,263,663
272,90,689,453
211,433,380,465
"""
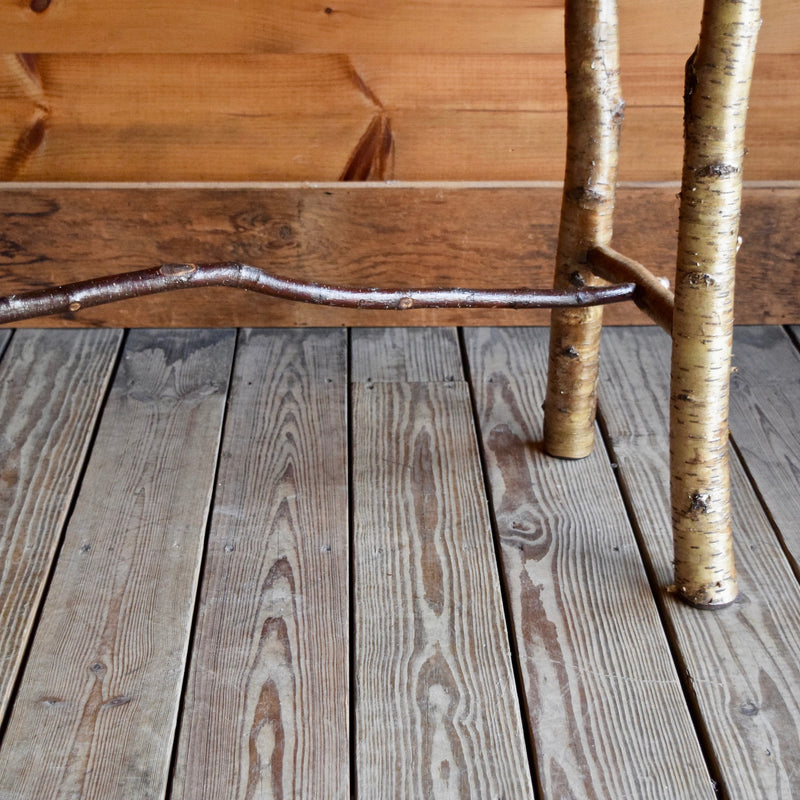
727,326,800,571
599,326,800,800
351,328,534,799
0,329,122,721
464,326,715,800
0,329,235,800
172,329,350,800
350,327,463,383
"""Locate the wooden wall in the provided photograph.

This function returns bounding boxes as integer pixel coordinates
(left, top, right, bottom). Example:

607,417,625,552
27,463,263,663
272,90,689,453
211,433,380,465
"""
1,0,798,326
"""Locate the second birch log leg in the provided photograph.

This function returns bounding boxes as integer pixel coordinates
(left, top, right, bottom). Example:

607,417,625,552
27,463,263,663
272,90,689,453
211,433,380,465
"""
543,0,624,459
670,0,761,607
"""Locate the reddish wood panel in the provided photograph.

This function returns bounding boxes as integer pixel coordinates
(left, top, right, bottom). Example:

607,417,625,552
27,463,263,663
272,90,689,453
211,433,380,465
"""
1,0,796,54
0,0,717,54
1,52,796,182
0,183,797,328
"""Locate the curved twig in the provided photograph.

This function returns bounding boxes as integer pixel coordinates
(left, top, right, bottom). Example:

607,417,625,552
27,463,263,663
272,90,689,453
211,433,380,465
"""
0,261,637,325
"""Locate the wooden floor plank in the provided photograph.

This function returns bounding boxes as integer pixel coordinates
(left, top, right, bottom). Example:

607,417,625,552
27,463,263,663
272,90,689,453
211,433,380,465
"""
727,326,800,572
599,326,800,800
464,326,715,800
351,328,534,799
350,326,463,383
0,329,235,800
0,329,122,721
172,329,350,800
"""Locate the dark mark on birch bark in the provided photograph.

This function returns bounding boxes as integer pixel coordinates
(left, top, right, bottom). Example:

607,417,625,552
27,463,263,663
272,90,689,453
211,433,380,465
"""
686,272,716,287
689,492,711,515
695,163,739,178
566,185,606,208
562,346,580,360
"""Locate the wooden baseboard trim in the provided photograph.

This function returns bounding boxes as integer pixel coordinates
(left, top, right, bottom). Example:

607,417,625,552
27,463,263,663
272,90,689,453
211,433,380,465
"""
1,182,796,327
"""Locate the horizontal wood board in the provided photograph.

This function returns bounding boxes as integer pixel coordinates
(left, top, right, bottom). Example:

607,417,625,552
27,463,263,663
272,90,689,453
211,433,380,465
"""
1,183,798,328
598,327,800,800
1,51,796,182
3,0,797,54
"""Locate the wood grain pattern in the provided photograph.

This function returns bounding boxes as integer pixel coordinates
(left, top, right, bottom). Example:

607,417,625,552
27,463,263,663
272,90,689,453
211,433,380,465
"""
598,327,800,799
350,326,463,383
0,0,795,54
351,328,533,798
1,183,798,328
0,0,734,54
463,326,715,799
1,52,796,182
0,328,235,800
727,327,800,572
172,329,349,800
0,329,122,723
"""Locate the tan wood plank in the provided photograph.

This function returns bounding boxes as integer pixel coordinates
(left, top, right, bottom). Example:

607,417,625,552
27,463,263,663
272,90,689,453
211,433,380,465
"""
350,327,463,383
1,0,796,54
2,52,795,183
727,327,800,571
1,183,798,328
0,0,749,54
463,326,715,799
351,327,533,798
172,329,349,800
0,328,122,723
598,326,800,800
0,328,235,799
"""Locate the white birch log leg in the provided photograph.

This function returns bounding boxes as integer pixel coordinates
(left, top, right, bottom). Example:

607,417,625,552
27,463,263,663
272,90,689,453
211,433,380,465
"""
543,0,624,459
670,0,761,607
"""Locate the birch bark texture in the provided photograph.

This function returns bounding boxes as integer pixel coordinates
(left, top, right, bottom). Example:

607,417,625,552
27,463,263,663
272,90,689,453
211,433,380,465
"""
670,0,761,607
543,0,624,459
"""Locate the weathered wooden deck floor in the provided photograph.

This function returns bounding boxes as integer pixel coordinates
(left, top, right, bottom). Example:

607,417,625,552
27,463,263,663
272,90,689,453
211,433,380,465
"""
0,325,799,800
